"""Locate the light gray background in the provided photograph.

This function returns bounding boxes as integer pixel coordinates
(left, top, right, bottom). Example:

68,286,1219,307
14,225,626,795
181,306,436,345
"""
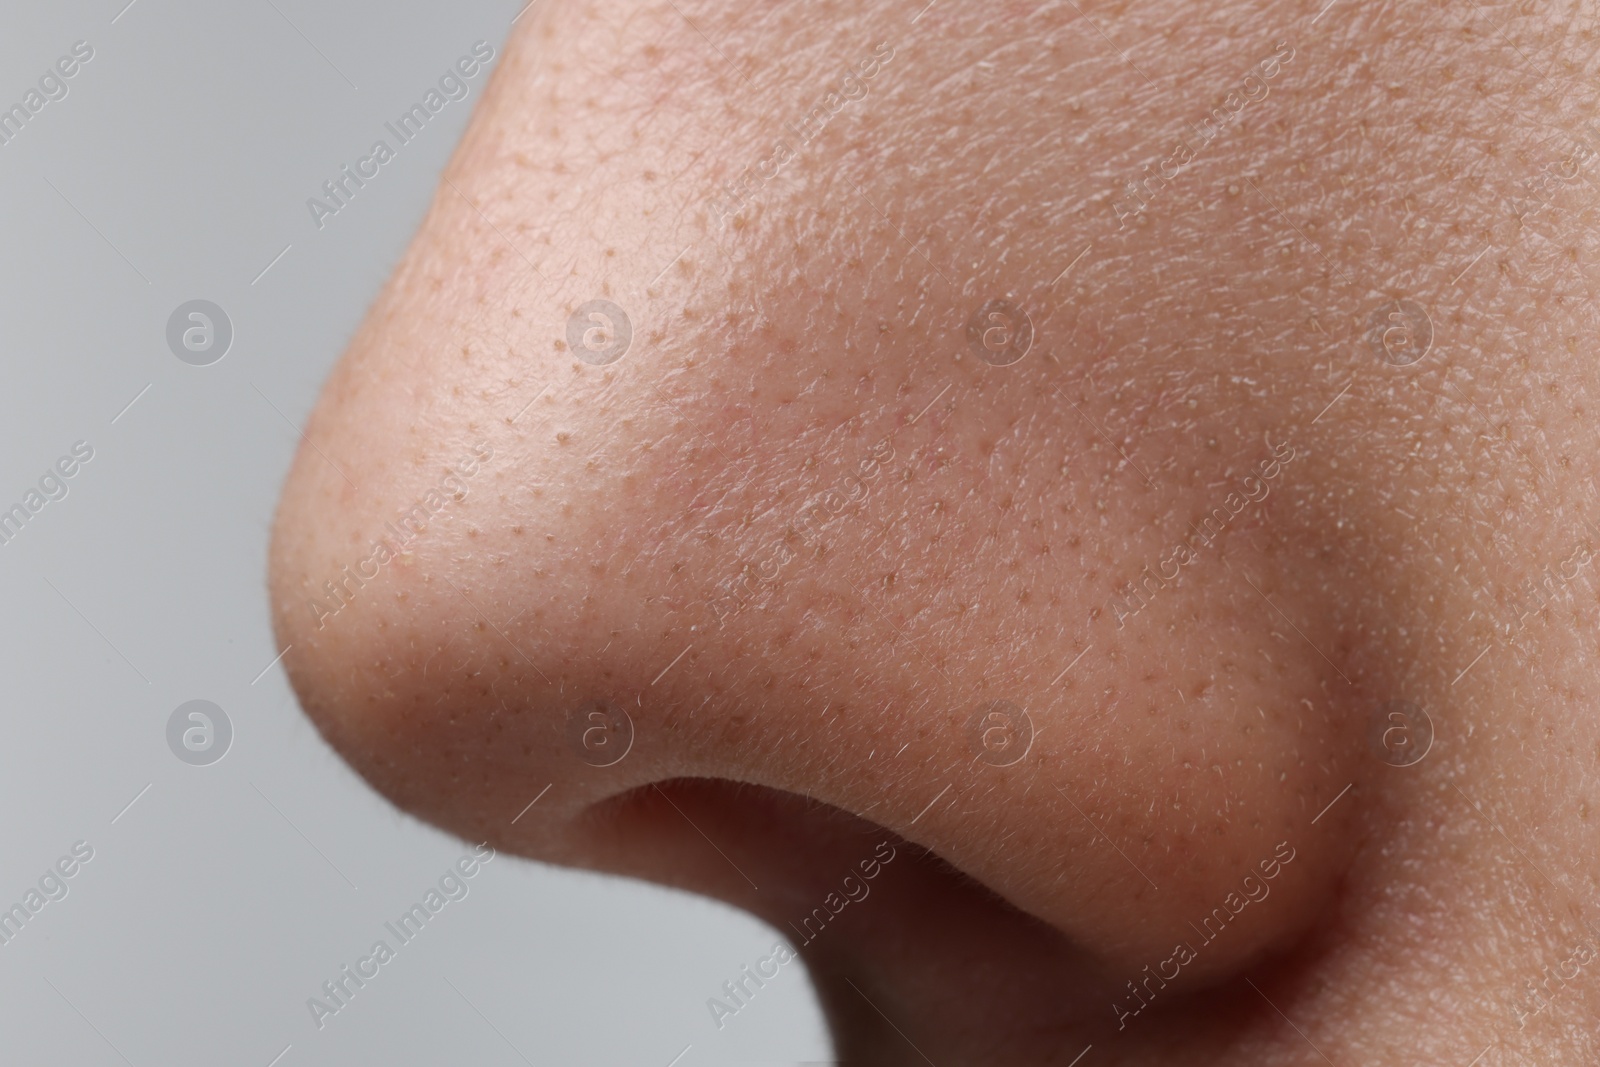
0,2,832,1063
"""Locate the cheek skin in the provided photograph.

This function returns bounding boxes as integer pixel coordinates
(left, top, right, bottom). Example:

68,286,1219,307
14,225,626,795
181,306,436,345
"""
270,0,1600,1062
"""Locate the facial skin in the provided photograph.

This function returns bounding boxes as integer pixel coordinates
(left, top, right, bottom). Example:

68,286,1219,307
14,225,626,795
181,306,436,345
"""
268,1,1600,1063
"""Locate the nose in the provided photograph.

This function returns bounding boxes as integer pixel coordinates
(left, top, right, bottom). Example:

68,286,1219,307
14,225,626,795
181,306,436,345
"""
266,3,1600,1063
268,322,1371,1058
273,147,1429,1055
272,323,1317,872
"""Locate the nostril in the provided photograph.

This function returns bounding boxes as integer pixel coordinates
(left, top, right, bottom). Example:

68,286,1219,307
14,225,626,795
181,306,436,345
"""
572,777,1341,1054
575,777,1113,1031
577,776,1067,940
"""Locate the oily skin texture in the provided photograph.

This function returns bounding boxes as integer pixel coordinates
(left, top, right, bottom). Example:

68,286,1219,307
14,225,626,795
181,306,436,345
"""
269,0,1600,1063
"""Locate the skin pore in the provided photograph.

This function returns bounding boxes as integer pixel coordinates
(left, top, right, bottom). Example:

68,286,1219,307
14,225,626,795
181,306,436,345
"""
268,0,1600,1063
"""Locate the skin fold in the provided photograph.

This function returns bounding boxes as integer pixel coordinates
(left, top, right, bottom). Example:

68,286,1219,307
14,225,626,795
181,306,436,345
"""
268,0,1600,1062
